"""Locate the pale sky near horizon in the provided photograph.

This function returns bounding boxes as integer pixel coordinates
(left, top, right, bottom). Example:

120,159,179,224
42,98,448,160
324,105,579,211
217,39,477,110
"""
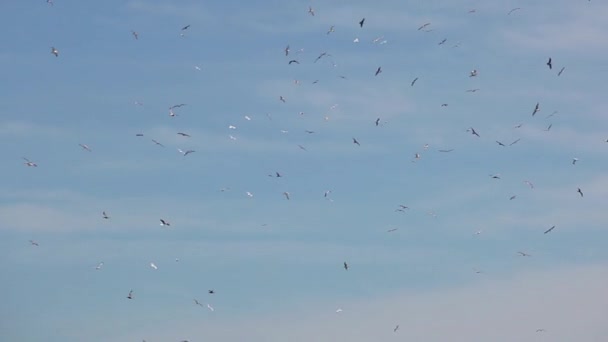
1,1,608,341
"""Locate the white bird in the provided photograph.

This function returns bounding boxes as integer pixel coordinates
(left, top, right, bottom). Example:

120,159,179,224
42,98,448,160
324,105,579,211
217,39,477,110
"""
207,303,214,311
150,262,158,270
336,308,343,313
244,115,251,121
95,262,104,270
229,135,237,140
177,148,195,156
228,125,236,129
51,47,59,57
469,69,477,77
79,143,92,152
23,157,38,167
523,180,534,189
246,191,254,198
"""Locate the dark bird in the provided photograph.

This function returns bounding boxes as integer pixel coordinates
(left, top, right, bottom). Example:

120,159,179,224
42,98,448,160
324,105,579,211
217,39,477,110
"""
343,262,349,270
353,138,360,146
532,102,540,116
29,240,39,246
509,138,521,146
468,127,480,137
160,219,171,226
509,195,517,200
151,139,164,147
314,52,329,63
544,225,556,234
375,118,380,126
305,130,315,134
181,25,191,31
411,77,418,86
102,211,110,219
127,290,134,299
131,31,139,40
284,45,290,56
208,290,214,294
177,132,191,137
375,66,382,76
51,47,59,57
288,60,299,64
558,67,565,76
438,38,447,45
438,149,454,152
359,18,365,28
577,188,584,197
546,58,552,69
517,251,531,257
496,141,506,147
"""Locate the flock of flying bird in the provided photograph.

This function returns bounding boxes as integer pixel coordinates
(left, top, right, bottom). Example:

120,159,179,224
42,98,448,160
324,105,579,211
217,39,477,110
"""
18,1,603,341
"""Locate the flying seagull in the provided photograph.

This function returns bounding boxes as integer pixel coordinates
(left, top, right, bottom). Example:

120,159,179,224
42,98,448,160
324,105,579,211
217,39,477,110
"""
558,67,565,76
150,262,158,270
131,31,139,40
177,132,191,137
308,6,315,16
208,289,215,294
95,262,104,270
532,102,540,116
23,157,38,167
283,192,290,200
359,18,365,28
343,262,349,270
284,45,290,56
572,157,579,165
438,149,454,152
194,299,204,307
375,118,380,126
102,211,110,219
314,52,329,63
509,138,521,146
394,325,400,332
29,240,39,246
127,290,134,299
507,7,521,15
411,77,418,86
79,143,92,152
546,58,552,69
177,148,195,156
469,69,477,77
51,47,59,57
288,59,299,64
418,23,431,31
181,25,191,31
151,139,164,147
496,141,506,147
375,66,382,76
352,138,360,146
327,26,335,34
517,251,531,257
544,225,556,234
160,219,171,226
468,127,480,137
577,188,584,197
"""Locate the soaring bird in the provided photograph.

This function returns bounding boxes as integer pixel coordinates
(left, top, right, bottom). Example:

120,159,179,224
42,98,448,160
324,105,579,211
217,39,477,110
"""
558,67,565,76
572,158,579,165
178,148,195,156
95,262,104,270
283,192,290,200
131,31,139,40
308,6,315,16
352,138,360,146
544,225,556,234
23,157,38,167
359,18,365,27
181,25,191,31
532,102,540,116
151,139,164,147
469,69,477,77
102,211,110,219
394,325,400,332
375,118,380,126
127,290,134,299
468,127,480,137
496,141,506,146
160,219,171,226
418,23,431,31
546,58,552,69
29,240,39,246
411,77,418,86
509,138,521,146
208,289,215,294
327,26,335,34
375,66,382,76
79,143,92,152
343,262,349,270
288,59,299,64
577,188,584,197
517,251,531,257
51,47,59,57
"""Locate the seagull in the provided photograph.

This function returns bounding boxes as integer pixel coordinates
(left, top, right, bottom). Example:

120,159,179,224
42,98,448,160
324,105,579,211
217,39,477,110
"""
336,308,343,313
359,18,365,28
466,89,480,93
308,6,315,16
246,191,254,198
352,138,360,146
394,325,400,332
375,118,380,126
577,188,584,197
544,123,552,131
23,157,38,167
283,192,290,200
284,45,290,56
127,290,134,299
387,228,399,232
194,299,204,307
544,225,556,234
298,144,307,151
288,59,299,64
438,149,454,152
509,138,521,146
102,211,110,219
151,139,164,147
524,180,535,189
509,195,517,200
469,69,477,77
131,31,139,40
514,123,524,128
375,66,382,76
206,304,214,312
51,47,59,57
177,132,191,137
150,262,158,270
468,127,480,137
546,58,552,69
411,77,418,86
304,130,315,134
343,262,349,270
496,141,506,147
438,38,447,45
208,289,215,294
507,7,521,15
160,219,171,226
135,133,144,137
95,262,104,270
181,25,191,31
418,23,431,31
29,240,39,246
532,102,540,116
79,143,92,152
169,104,187,109
327,26,335,34
314,52,329,63
490,174,501,179
558,67,565,76
324,190,332,198
177,148,195,156
279,96,286,103
517,251,531,257
572,157,579,165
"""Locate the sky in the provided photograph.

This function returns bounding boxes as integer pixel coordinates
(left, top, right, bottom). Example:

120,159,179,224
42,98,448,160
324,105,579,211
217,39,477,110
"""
1,0,608,341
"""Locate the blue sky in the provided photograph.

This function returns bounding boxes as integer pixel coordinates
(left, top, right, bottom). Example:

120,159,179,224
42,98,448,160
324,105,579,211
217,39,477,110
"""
1,0,608,341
